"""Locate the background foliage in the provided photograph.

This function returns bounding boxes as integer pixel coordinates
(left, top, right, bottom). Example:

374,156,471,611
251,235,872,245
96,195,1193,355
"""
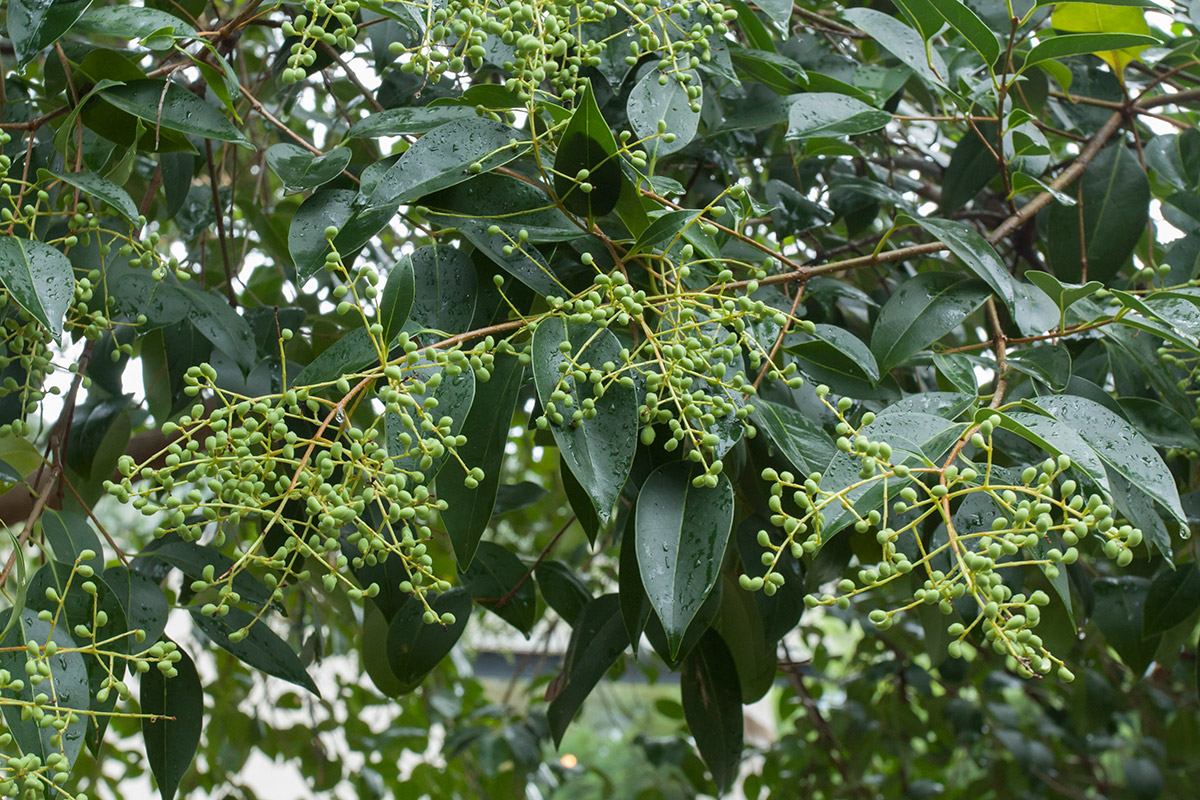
0,0,1199,797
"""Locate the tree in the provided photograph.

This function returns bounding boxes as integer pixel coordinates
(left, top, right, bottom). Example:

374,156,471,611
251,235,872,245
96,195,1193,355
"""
0,0,1197,796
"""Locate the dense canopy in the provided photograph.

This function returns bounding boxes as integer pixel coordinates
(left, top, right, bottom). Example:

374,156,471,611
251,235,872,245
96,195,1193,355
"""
0,0,1199,797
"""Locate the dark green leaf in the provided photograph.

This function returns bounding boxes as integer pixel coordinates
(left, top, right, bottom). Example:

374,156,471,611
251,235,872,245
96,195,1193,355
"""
561,453,601,546
48,169,139,224
347,106,478,137
1007,344,1072,391
377,256,415,343
635,462,734,659
493,481,549,515
180,286,257,376
266,145,352,194
785,93,892,141
0,609,89,770
929,0,1001,64
407,245,478,334
1092,576,1160,675
386,361,474,480
288,188,397,283
41,510,104,573
459,541,537,634
1143,564,1200,636
384,588,472,693
100,80,251,146
627,68,700,157
0,237,75,338
370,117,526,207
532,319,637,527
290,327,380,387
547,594,629,746
104,565,169,646
553,80,623,217
8,0,93,66
76,6,197,41
750,398,837,475
681,631,744,794
870,273,990,373
191,607,320,695
1025,33,1159,70
439,355,525,567
1046,145,1149,282
141,643,203,800
916,217,1015,310
842,7,948,85
535,560,592,626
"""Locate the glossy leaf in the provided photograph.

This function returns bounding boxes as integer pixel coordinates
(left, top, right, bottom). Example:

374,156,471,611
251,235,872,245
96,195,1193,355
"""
266,144,352,194
1143,564,1200,636
100,80,251,146
1092,576,1160,674
785,93,892,141
635,462,734,659
76,6,197,40
1045,145,1149,282
553,80,623,217
535,560,592,626
141,643,203,800
104,565,170,646
384,588,472,693
0,237,75,338
842,7,948,85
347,105,478,137
288,188,397,283
290,327,380,387
48,169,140,224
929,0,1000,64
0,609,89,771
750,398,837,475
547,594,629,746
870,272,990,373
532,319,637,527
916,217,1015,310
1034,395,1186,527
192,607,319,695
180,287,257,376
41,510,104,573
407,245,477,334
681,631,744,794
439,355,525,567
458,541,537,634
386,361,475,480
8,0,93,66
627,68,701,157
377,256,415,343
370,117,526,207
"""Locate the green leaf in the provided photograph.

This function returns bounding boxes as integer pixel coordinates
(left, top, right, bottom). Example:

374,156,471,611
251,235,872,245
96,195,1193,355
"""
627,68,701,157
100,80,251,147
0,609,89,770
1034,395,1186,527
785,93,892,141
41,510,104,573
547,594,629,746
1092,576,1160,674
842,7,948,86
384,588,472,693
180,286,257,376
370,117,526,207
561,453,601,546
712,573,776,703
191,607,320,695
1025,271,1103,314
750,398,837,475
553,80,623,218
532,319,637,528
940,123,999,214
266,145,352,195
377,257,415,344
915,218,1015,311
535,561,592,626
619,509,651,654
680,631,744,794
0,237,75,338
1007,344,1072,391
75,5,197,41
439,355,525,567
870,273,990,373
635,462,734,660
290,327,380,387
459,541,536,634
347,106,478,137
104,565,169,646
1045,144,1149,282
627,210,702,258
1049,2,1153,75
493,481,549,516
929,0,1000,65
1118,397,1200,451
8,0,93,66
47,169,139,225
141,642,203,800
1025,32,1159,70
407,245,477,334
386,361,475,480
1143,564,1200,636
986,408,1109,489
0,530,27,647
288,188,397,283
